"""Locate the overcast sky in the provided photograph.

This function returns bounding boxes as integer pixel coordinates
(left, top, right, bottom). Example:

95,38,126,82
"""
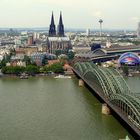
0,0,139,29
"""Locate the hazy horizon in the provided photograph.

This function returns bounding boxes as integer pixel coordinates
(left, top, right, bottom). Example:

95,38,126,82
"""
0,0,139,30
0,27,136,32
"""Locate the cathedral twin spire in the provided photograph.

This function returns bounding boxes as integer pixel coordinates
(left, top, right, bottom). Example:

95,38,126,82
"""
49,12,64,37
49,12,56,36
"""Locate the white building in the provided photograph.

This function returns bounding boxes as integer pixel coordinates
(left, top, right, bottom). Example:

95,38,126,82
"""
86,29,90,36
0,48,10,55
33,32,40,40
0,55,3,61
17,61,26,67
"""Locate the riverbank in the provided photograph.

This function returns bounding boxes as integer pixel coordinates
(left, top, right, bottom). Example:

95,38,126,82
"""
0,73,74,78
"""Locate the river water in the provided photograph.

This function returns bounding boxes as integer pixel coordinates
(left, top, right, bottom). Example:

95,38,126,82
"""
125,76,140,94
0,77,134,140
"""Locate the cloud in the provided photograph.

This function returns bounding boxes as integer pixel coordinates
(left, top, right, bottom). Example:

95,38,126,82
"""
0,0,139,29
1,0,92,8
0,0,84,7
46,0,88,8
93,11,103,18
130,16,139,22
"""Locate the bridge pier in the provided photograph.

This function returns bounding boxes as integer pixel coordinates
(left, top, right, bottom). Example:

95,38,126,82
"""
79,79,84,86
102,104,110,115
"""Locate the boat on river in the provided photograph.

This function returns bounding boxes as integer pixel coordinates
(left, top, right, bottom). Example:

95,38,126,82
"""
54,74,71,79
0,73,3,77
119,135,130,140
20,73,29,79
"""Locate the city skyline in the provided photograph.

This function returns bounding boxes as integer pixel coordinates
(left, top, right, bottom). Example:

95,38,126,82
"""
0,0,140,29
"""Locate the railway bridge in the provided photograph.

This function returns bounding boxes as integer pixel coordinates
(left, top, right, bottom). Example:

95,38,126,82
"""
73,62,140,139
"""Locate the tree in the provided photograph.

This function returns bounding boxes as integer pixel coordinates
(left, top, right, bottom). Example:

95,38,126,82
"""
136,65,140,72
10,48,16,56
1,66,25,75
23,55,31,65
42,56,48,66
0,60,6,68
25,65,39,75
49,63,64,73
58,55,68,66
43,66,51,73
67,51,75,60
55,50,65,56
44,63,64,73
122,65,129,76
0,54,11,68
5,54,11,62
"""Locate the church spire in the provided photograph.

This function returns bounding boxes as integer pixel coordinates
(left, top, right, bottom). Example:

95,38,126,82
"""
57,11,64,37
51,12,55,25
59,11,63,25
49,12,56,36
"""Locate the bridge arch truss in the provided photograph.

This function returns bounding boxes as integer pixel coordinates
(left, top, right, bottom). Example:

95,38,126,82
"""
73,62,140,130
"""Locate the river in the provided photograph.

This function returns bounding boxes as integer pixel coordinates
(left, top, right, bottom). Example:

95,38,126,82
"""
0,76,134,140
125,76,140,94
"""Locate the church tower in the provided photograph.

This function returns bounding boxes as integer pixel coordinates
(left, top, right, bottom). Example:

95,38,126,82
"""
57,12,64,37
49,12,56,37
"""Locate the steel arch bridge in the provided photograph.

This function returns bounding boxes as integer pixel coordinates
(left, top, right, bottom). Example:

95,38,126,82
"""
73,62,140,132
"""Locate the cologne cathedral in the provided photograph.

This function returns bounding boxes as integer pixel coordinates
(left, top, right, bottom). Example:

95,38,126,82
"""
47,12,71,55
